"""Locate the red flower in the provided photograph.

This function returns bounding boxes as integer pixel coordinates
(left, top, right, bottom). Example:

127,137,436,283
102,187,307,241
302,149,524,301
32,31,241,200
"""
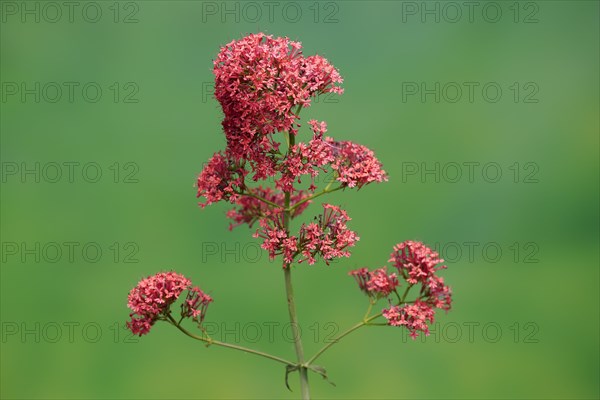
126,272,212,336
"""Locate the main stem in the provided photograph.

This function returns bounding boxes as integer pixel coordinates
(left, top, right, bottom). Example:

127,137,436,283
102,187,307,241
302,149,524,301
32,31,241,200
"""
283,131,310,400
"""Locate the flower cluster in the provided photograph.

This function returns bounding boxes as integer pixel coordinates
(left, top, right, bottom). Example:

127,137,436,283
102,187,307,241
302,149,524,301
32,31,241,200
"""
214,33,343,164
327,138,388,189
196,152,245,208
197,34,381,266
349,267,399,297
197,33,386,217
382,301,436,339
297,204,359,265
389,240,445,285
277,120,387,192
253,208,296,263
126,272,212,336
277,121,336,192
181,286,213,325
254,204,359,266
349,241,452,339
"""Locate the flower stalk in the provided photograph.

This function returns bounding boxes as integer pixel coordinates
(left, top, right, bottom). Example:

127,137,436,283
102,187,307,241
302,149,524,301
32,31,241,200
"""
165,313,296,367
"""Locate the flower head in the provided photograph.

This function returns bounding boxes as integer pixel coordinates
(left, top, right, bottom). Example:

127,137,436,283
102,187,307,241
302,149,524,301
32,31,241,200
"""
277,120,336,192
197,152,245,207
349,267,399,297
297,204,359,265
181,286,213,324
253,204,358,266
126,272,190,336
349,267,370,293
350,241,452,339
389,240,446,285
383,301,435,339
213,33,343,163
126,272,212,336
366,267,399,296
328,138,388,189
253,208,298,264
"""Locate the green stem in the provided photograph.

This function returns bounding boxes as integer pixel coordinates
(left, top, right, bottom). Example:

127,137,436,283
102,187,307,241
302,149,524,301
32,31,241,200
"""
282,130,311,400
237,190,280,209
165,314,295,367
307,285,415,366
283,267,310,399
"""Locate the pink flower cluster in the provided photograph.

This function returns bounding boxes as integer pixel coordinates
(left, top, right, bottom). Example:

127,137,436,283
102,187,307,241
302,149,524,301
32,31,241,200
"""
197,33,386,211
126,272,213,336
349,241,452,339
389,240,446,285
195,33,386,268
327,138,388,189
277,120,387,192
181,286,213,325
254,204,359,266
382,301,436,339
214,33,343,163
196,152,245,208
349,267,399,297
297,204,359,265
277,122,336,192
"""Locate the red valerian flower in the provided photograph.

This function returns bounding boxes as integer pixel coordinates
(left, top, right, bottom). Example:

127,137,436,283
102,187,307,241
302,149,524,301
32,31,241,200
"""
327,138,388,189
196,152,246,208
126,272,190,336
389,240,446,285
296,204,359,265
350,241,452,338
382,301,436,339
425,275,452,311
213,33,343,165
126,272,212,336
181,286,213,325
349,267,399,297
366,267,399,296
349,267,371,293
277,120,335,192
253,204,359,266
252,208,300,264
276,119,387,193
301,55,344,96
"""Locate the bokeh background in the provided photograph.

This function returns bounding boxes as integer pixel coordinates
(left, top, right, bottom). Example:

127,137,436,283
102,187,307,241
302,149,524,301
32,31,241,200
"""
1,1,598,399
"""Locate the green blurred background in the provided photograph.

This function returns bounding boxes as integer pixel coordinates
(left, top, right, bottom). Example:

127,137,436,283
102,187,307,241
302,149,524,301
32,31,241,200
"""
1,1,598,399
